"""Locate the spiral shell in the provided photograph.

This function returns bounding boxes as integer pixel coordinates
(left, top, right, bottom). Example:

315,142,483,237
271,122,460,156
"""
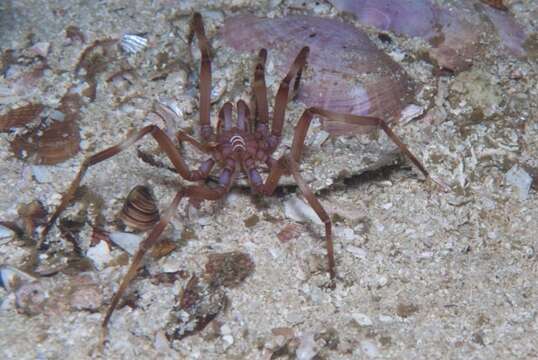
119,185,160,232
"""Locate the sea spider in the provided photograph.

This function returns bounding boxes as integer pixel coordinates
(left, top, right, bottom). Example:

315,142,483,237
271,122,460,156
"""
38,12,439,334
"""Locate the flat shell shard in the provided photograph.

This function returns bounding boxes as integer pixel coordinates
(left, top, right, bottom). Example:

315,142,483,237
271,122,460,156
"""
223,15,415,121
0,103,44,131
166,275,227,341
119,185,160,232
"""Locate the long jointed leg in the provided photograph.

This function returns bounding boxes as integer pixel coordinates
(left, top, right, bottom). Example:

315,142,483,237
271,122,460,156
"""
288,155,335,283
39,125,202,251
189,12,213,141
270,47,309,148
309,108,433,180
252,49,269,133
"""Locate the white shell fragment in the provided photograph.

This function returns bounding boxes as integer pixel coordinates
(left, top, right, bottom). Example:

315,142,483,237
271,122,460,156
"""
505,165,533,200
120,34,148,54
0,225,15,243
86,241,112,270
284,196,323,226
399,104,424,124
0,265,37,292
109,231,143,255
296,332,317,360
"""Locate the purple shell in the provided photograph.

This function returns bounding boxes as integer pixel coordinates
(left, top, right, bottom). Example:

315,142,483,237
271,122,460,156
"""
223,15,415,122
329,0,530,72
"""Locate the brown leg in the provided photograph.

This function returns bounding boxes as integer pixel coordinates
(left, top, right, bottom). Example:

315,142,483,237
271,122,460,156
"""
217,102,233,134
252,49,269,133
39,125,202,249
270,47,309,149
286,155,336,283
189,13,213,141
237,100,250,132
308,108,433,180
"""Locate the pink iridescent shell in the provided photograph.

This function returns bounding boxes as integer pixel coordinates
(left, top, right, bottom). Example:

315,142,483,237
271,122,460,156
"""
223,15,415,122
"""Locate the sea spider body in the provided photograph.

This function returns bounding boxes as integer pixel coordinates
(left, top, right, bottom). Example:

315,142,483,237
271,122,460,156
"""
36,12,441,340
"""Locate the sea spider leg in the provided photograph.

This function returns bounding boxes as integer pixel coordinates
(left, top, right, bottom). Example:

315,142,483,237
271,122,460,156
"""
189,12,213,142
261,106,441,282
270,46,309,150
252,49,269,133
38,125,207,250
308,108,432,179
216,102,234,134
286,155,335,282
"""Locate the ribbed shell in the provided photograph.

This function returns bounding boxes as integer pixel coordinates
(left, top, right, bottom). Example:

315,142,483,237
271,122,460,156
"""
0,103,44,131
10,93,81,165
223,15,415,122
119,185,160,232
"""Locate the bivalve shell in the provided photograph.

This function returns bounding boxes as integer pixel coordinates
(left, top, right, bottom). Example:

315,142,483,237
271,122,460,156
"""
10,93,82,165
223,15,415,121
0,103,44,131
119,185,160,232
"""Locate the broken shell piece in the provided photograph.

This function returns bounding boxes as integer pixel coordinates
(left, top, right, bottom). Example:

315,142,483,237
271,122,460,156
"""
399,104,424,124
119,185,160,232
11,93,82,165
86,240,112,270
0,265,37,292
166,275,227,341
109,232,143,256
0,103,44,131
120,34,148,54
